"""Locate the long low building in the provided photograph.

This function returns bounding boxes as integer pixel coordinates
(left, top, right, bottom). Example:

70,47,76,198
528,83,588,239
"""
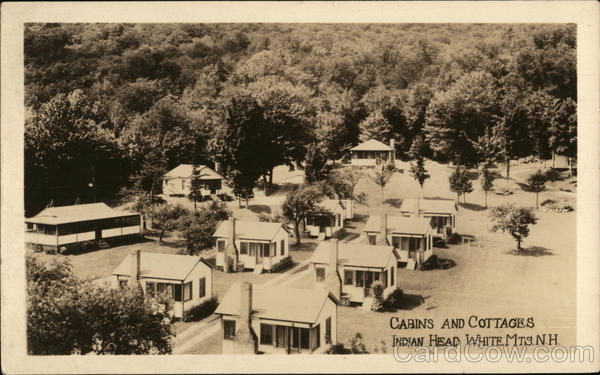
25,203,142,251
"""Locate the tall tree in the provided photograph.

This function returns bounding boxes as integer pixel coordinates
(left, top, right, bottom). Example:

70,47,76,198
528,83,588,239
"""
282,184,323,244
449,166,473,204
304,143,332,184
525,170,546,209
408,136,430,192
371,166,393,205
489,204,538,251
480,165,499,208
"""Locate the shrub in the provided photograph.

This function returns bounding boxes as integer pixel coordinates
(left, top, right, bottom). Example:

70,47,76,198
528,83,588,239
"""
495,186,513,195
325,343,351,354
544,169,561,182
370,281,385,312
446,232,460,245
182,296,219,322
382,288,404,310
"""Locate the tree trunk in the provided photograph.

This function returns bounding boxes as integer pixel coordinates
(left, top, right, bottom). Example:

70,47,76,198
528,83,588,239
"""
505,158,510,186
516,238,521,251
295,219,302,245
263,175,269,196
463,193,466,204
238,195,242,208
536,192,539,209
268,168,274,189
159,229,165,242
568,157,573,177
552,151,556,169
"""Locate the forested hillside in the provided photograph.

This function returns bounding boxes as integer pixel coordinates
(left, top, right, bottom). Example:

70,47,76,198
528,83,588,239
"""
24,23,576,215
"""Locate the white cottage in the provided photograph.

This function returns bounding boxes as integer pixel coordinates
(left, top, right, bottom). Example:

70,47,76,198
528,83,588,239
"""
305,199,346,239
215,282,338,354
364,214,434,270
213,218,290,273
112,250,213,318
349,139,395,166
309,239,399,306
162,164,224,197
399,198,457,237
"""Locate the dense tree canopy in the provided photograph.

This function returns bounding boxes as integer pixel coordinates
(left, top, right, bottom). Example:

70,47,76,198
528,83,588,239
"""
24,23,577,215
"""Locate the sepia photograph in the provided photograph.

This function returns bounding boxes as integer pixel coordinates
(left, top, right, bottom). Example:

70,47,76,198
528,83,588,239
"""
2,1,599,374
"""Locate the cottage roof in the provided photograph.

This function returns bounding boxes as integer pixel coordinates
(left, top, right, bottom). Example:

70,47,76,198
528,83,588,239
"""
164,164,223,180
350,139,393,152
309,241,397,269
112,252,211,281
25,203,139,226
365,215,433,236
215,283,335,324
213,220,286,241
400,198,457,215
314,199,345,215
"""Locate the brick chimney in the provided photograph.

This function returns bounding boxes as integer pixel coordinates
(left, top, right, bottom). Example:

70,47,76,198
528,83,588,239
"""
224,217,238,273
378,213,388,245
234,282,257,354
324,240,342,300
130,249,141,284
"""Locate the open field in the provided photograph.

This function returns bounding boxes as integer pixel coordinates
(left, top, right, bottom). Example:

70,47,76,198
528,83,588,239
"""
30,159,576,354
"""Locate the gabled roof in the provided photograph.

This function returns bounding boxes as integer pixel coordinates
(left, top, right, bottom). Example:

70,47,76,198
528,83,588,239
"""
309,241,397,269
213,220,286,241
400,198,457,215
113,252,211,281
350,139,393,151
215,283,336,324
311,199,345,215
25,203,139,225
164,164,223,180
365,215,433,236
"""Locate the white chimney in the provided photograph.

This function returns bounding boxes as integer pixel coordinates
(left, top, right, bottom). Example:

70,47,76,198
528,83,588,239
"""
214,161,221,173
378,213,388,245
224,217,238,273
130,249,141,284
235,282,257,354
324,240,342,299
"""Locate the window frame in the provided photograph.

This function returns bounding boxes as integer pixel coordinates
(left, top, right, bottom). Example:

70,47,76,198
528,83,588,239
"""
343,270,353,285
199,277,206,298
183,281,192,302
260,324,273,346
223,320,236,340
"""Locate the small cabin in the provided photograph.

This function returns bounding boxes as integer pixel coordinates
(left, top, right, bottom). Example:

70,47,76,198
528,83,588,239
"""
308,239,399,305
349,139,395,166
25,203,141,252
215,282,338,354
365,214,434,270
112,250,213,318
305,199,346,239
399,198,457,237
213,218,290,273
163,164,224,197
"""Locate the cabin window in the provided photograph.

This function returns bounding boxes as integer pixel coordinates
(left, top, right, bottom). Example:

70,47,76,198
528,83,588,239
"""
240,242,248,254
261,243,270,257
280,240,285,256
389,267,394,286
299,327,310,350
368,234,377,245
173,284,183,302
217,240,226,252
391,236,401,249
260,324,273,345
409,238,418,251
316,267,326,281
183,282,192,302
119,279,128,289
276,326,287,348
344,270,353,285
249,242,257,256
374,272,380,282
382,271,388,288
223,320,236,340
199,277,206,298
325,317,332,344
124,216,140,226
356,271,365,287
58,224,75,235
